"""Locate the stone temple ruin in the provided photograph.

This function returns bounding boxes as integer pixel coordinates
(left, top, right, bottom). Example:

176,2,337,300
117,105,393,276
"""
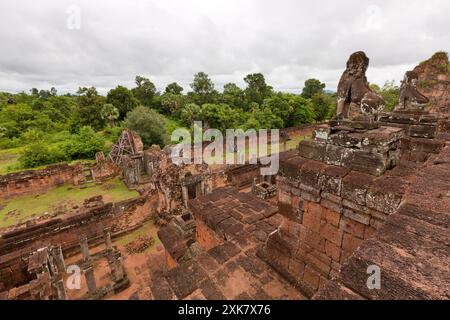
1,51,449,300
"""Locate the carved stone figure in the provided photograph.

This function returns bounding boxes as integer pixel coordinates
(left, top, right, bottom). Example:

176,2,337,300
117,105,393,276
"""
336,51,385,122
395,71,429,111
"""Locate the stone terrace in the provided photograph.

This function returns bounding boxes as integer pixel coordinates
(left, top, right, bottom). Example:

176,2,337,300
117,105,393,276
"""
256,126,447,298
147,187,305,300
314,144,450,300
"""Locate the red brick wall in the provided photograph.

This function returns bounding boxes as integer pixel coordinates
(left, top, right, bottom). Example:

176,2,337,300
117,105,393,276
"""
0,196,145,291
0,164,84,199
165,250,178,270
195,218,224,251
261,157,407,298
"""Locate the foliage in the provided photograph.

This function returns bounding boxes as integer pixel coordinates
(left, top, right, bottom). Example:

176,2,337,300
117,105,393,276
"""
165,82,184,95
310,93,335,121
286,95,315,126
19,143,68,168
243,73,272,107
199,103,237,132
301,78,325,99
64,126,105,159
0,72,401,172
380,81,400,112
160,93,186,117
124,106,169,148
74,87,106,131
101,103,120,128
107,85,139,119
189,72,218,105
371,81,400,112
221,83,244,109
181,103,201,127
132,76,157,106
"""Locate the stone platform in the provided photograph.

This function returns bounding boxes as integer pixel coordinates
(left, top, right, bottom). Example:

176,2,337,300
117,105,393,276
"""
314,144,450,300
298,124,403,176
379,110,439,138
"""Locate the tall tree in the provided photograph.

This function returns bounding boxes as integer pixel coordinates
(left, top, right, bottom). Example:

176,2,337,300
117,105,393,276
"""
74,87,106,131
222,83,244,109
107,85,139,119
181,103,201,127
124,106,169,148
189,72,217,105
288,95,315,125
243,73,272,107
132,76,157,106
165,82,184,95
160,93,185,117
380,80,400,112
100,103,120,128
301,78,325,99
311,93,335,121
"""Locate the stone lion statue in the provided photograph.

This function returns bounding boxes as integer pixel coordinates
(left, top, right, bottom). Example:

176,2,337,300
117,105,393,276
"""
394,70,429,111
336,51,385,121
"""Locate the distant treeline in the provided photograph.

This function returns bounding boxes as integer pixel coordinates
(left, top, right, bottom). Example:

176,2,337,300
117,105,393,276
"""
0,72,398,170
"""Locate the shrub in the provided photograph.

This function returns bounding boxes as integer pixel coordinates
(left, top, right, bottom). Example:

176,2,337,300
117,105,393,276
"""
64,126,104,159
19,143,68,168
124,106,169,148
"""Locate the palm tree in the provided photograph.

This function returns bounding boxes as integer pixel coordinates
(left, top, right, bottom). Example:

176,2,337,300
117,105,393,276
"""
101,103,119,128
181,103,201,127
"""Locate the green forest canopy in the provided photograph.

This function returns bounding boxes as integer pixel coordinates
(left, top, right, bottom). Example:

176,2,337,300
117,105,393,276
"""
0,73,399,171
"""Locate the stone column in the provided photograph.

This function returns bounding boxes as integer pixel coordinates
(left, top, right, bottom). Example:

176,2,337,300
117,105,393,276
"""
83,265,97,295
104,228,113,250
200,180,205,196
79,235,90,262
182,186,189,207
114,256,125,281
108,250,125,282
52,246,66,273
53,279,68,300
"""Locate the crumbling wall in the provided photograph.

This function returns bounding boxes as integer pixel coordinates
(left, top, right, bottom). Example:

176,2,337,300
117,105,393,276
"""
259,152,412,297
314,145,450,300
414,51,450,116
0,196,145,291
0,164,85,199
226,164,261,189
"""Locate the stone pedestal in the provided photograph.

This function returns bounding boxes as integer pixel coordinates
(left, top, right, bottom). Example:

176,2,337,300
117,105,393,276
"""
379,110,438,138
107,250,125,282
298,123,403,176
79,235,90,262
104,228,113,250
83,265,97,295
52,278,67,300
50,246,66,273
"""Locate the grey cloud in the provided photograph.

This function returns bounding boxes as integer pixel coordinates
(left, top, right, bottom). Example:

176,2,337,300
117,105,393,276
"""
0,0,449,94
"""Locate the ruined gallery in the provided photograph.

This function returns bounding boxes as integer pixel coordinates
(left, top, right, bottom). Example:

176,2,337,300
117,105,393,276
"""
0,50,449,301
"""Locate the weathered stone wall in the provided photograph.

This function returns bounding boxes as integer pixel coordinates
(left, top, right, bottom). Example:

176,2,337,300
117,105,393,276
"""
195,217,224,251
314,144,450,300
280,124,318,142
259,152,411,297
400,136,445,163
0,164,85,199
0,196,145,291
226,164,261,189
414,52,450,116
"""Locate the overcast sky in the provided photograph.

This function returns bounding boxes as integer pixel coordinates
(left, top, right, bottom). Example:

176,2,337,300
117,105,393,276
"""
0,0,449,95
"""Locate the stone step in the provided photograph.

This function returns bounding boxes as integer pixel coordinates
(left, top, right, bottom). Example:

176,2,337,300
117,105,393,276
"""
339,239,449,299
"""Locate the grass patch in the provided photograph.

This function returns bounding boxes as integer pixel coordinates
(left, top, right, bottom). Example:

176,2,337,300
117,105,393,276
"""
0,147,24,174
0,177,139,228
202,132,310,164
114,221,160,253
